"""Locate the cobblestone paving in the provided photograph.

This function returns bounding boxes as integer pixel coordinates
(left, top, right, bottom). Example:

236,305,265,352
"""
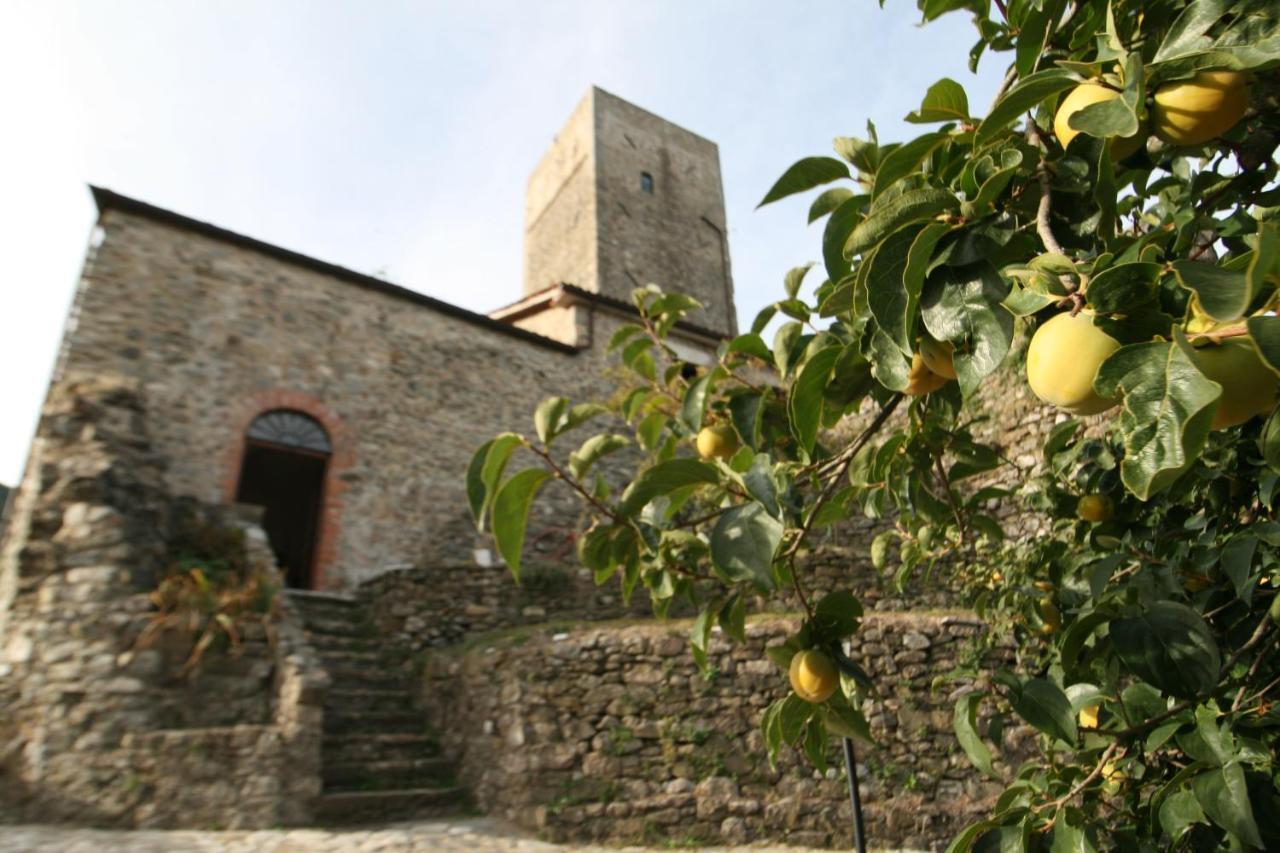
0,818,878,852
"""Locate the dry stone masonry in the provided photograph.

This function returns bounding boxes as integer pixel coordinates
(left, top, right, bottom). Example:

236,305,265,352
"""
421,617,1015,851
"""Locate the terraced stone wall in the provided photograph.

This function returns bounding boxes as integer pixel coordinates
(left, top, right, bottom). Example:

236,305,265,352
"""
421,615,1022,851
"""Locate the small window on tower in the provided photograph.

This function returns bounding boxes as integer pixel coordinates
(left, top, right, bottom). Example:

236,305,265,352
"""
640,172,654,194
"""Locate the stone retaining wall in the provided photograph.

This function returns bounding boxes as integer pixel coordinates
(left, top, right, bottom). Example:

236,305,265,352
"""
421,614,1017,851
0,374,326,828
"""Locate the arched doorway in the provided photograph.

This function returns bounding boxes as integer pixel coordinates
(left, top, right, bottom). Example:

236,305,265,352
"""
234,409,331,589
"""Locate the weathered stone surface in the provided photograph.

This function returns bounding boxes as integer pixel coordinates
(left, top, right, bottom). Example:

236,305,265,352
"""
422,617,1018,851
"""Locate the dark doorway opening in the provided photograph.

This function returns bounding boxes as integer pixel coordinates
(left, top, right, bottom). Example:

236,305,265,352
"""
234,410,332,589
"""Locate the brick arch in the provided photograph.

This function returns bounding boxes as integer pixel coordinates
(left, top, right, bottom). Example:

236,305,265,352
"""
221,390,354,590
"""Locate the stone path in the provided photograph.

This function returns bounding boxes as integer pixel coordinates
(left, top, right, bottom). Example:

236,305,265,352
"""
0,818,900,852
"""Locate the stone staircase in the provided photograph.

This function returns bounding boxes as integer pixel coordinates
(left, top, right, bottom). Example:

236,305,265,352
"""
286,589,468,824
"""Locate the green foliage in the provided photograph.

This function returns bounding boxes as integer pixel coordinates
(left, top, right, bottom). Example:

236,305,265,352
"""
467,0,1280,847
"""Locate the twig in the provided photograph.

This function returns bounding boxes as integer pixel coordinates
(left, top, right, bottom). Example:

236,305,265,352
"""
785,395,905,619
934,454,968,542
1025,120,1074,289
1234,632,1280,711
526,442,624,525
987,65,1018,114
1035,742,1121,822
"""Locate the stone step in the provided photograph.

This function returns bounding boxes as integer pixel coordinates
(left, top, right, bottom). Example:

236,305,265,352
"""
284,589,362,616
302,616,378,639
306,633,382,654
325,688,415,715
314,787,469,825
322,757,456,792
327,666,410,692
324,708,425,735
322,732,443,765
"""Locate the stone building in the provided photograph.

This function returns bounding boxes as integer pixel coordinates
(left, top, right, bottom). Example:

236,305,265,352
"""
36,86,734,592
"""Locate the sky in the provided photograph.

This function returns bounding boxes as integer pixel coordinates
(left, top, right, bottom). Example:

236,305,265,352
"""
0,1,1007,486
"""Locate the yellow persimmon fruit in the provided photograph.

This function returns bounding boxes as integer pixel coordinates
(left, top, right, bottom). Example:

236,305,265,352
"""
1026,312,1122,416
789,649,839,704
1077,494,1114,523
695,424,740,461
1101,760,1126,793
1153,70,1250,146
1190,339,1278,430
1039,597,1061,634
1054,82,1145,160
905,353,950,396
919,335,958,380
1079,703,1100,729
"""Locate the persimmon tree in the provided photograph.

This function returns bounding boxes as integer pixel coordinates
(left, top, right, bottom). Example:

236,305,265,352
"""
470,1,1280,848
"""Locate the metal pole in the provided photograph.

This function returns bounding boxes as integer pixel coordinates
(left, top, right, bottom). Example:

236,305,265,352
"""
842,736,867,853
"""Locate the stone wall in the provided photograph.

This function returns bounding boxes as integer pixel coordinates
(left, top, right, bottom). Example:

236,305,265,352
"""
58,196,715,590
356,561,656,656
421,615,1016,851
0,373,326,828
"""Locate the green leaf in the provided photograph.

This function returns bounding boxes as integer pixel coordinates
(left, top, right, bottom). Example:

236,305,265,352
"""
823,702,874,744
784,263,814,299
1087,262,1163,315
1261,407,1280,473
725,333,772,362
681,372,714,432
1246,316,1280,375
1068,54,1143,140
1159,789,1206,843
1173,262,1251,324
690,605,715,671
758,157,851,208
809,187,856,223
618,459,719,515
845,188,955,259
492,469,554,581
1154,0,1236,63
709,503,782,590
607,324,644,352
1093,335,1220,500
813,590,863,641
905,77,971,123
976,68,1078,146
1012,678,1077,745
728,392,764,450
743,453,782,518
1049,812,1098,853
823,195,863,281
1221,534,1259,604
534,396,568,445
718,595,746,643
803,718,828,772
920,261,1013,398
779,693,813,745
1111,601,1221,699
1193,762,1263,849
954,692,999,780
873,132,948,200
762,698,785,766
789,345,841,455
568,434,631,481
636,411,666,451
560,402,608,436
466,433,524,530
864,224,925,355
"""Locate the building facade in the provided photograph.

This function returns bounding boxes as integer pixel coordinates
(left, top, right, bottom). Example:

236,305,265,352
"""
39,88,735,590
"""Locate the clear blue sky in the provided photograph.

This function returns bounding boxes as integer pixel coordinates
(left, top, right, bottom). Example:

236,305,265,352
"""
0,1,1005,485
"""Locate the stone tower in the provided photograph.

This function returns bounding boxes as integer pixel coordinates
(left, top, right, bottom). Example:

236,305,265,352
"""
522,87,737,336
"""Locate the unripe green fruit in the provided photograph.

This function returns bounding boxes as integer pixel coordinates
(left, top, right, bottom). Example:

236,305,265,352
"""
1153,70,1249,146
1077,494,1114,523
789,649,839,703
1054,82,1145,160
1269,594,1280,626
695,425,740,460
1190,339,1278,430
1026,312,1121,416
